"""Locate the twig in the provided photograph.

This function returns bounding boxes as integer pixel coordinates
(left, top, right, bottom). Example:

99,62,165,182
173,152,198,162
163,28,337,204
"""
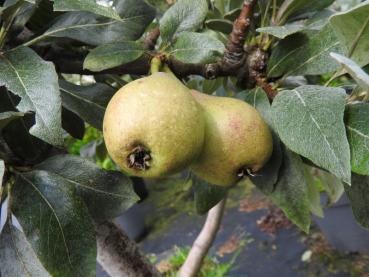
178,196,227,277
144,27,160,51
96,221,160,277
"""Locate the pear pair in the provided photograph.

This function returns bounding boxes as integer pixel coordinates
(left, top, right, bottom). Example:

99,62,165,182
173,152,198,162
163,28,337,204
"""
103,73,272,186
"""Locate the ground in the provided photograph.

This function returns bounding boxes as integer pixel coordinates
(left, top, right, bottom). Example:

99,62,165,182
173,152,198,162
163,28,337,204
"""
99,179,369,277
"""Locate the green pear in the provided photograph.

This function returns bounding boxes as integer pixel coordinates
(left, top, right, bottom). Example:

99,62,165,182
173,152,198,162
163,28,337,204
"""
190,90,273,186
103,73,205,178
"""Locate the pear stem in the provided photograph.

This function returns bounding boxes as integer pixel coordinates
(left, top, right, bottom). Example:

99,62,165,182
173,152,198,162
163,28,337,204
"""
150,56,162,74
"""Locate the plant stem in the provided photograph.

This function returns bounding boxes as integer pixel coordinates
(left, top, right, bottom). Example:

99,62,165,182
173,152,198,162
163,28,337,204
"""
178,195,227,277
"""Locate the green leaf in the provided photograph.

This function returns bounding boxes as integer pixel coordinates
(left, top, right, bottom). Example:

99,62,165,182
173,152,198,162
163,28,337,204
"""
35,0,155,46
317,170,344,205
276,0,335,24
345,174,369,230
52,0,120,20
160,0,208,43
268,25,345,77
0,111,24,130
62,108,85,140
170,32,224,64
35,154,139,221
11,170,96,277
330,53,369,91
249,134,283,194
257,24,304,39
272,85,351,184
0,223,50,277
330,1,369,67
267,149,311,233
305,165,324,217
84,41,144,72
205,19,233,34
59,80,115,130
345,103,369,175
193,175,227,215
0,47,63,146
242,87,272,126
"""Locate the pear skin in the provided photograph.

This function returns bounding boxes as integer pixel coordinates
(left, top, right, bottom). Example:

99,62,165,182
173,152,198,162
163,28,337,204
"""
103,73,205,178
190,90,273,186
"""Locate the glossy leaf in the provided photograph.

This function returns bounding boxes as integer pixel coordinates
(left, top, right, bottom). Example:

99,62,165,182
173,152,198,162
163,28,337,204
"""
330,52,369,91
170,32,224,64
0,111,24,130
257,24,304,39
267,149,311,233
268,25,345,77
345,174,369,230
59,80,115,130
193,175,228,215
11,170,96,277
276,0,335,23
84,41,144,72
205,19,233,34
345,103,369,175
61,108,85,140
38,0,155,45
35,154,139,221
0,47,63,146
330,1,369,67
272,85,351,184
160,0,208,43
52,0,120,20
0,223,50,277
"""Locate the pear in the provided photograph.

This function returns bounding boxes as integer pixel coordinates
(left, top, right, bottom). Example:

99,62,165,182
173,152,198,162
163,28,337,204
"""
103,73,205,178
190,90,273,186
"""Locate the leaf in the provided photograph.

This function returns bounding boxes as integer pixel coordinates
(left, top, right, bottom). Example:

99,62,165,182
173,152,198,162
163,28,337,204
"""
37,0,155,46
276,0,335,23
242,87,272,126
160,0,208,43
345,103,369,175
330,1,369,67
330,52,369,91
305,165,324,217
0,111,24,130
267,25,345,77
62,108,85,140
11,170,96,277
193,175,228,215
35,154,139,221
345,174,369,230
267,149,311,233
0,160,4,186
257,24,304,39
205,19,233,34
84,41,144,72
316,169,344,205
0,47,63,146
59,80,115,130
0,223,50,277
272,85,351,184
52,0,120,20
170,32,224,64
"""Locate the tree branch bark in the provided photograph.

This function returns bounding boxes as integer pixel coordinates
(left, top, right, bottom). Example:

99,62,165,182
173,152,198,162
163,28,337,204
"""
96,221,160,277
178,196,227,277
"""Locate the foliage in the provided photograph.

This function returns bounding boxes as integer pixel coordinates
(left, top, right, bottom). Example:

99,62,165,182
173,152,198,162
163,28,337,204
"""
1,0,369,276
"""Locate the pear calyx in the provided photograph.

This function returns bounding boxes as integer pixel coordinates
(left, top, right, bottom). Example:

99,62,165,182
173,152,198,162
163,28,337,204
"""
127,145,151,171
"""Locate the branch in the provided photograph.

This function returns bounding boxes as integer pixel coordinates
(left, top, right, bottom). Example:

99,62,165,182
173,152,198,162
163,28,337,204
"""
96,221,160,277
37,0,256,80
178,196,227,277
